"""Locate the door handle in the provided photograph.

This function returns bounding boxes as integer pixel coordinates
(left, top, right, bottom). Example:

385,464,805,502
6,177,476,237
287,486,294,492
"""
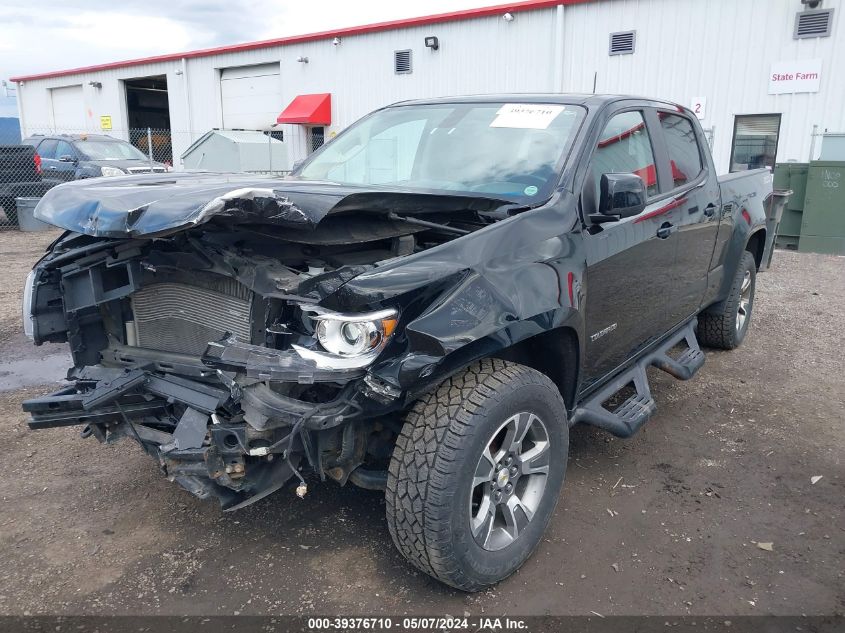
656,223,674,239
704,204,717,217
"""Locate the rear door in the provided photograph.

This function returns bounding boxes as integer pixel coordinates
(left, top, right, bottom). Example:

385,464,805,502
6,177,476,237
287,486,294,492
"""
36,139,60,187
652,110,721,326
581,107,678,385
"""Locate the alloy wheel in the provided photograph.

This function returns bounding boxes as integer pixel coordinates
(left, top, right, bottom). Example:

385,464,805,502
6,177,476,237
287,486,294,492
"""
736,270,752,332
469,412,550,551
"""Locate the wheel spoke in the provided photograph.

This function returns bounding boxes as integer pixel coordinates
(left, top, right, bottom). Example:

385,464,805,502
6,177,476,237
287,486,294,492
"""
519,440,550,475
473,447,496,488
502,494,533,542
471,495,495,546
741,274,751,295
505,412,533,453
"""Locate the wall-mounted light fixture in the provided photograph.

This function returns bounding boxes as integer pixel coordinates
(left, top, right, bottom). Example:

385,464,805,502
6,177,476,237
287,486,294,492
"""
424,36,439,50
174,69,184,75
502,12,514,21
332,37,341,46
88,81,102,88
296,56,309,63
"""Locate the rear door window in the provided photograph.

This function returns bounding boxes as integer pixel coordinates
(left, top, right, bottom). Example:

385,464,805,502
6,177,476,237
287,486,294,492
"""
36,139,58,160
592,111,659,199
658,113,703,188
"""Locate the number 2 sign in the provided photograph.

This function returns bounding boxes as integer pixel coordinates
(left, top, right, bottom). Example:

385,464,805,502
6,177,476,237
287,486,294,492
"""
690,97,706,120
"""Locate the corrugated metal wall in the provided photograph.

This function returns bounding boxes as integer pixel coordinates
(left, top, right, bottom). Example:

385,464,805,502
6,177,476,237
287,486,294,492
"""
15,0,845,172
561,0,845,171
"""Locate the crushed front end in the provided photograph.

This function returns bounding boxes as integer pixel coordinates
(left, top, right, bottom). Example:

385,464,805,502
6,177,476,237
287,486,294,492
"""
21,175,504,509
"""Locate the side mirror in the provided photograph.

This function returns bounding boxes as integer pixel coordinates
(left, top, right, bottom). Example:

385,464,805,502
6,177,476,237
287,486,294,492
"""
592,173,647,223
58,155,77,163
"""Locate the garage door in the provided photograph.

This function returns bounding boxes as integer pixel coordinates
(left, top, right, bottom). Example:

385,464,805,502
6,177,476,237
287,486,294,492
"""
51,85,85,131
221,63,281,130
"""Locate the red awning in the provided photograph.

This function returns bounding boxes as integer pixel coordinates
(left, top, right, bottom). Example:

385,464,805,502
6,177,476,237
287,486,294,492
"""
277,93,331,125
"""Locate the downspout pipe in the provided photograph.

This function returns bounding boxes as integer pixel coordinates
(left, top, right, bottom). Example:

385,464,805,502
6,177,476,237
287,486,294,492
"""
182,57,193,165
552,4,565,93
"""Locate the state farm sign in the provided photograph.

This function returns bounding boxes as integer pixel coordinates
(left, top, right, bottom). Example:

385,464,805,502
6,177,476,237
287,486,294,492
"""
769,59,822,94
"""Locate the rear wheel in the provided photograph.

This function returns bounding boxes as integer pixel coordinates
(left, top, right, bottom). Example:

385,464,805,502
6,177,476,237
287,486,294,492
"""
385,359,568,591
699,250,756,350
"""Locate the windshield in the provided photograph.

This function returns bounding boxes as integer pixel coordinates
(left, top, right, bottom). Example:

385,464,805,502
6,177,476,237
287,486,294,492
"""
297,102,585,202
76,140,148,161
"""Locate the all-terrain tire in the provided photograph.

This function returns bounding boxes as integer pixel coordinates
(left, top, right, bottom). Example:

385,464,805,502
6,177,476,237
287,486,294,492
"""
699,251,757,350
385,358,568,591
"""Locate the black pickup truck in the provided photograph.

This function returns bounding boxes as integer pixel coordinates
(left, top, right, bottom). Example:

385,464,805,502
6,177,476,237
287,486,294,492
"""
22,94,772,590
0,144,46,225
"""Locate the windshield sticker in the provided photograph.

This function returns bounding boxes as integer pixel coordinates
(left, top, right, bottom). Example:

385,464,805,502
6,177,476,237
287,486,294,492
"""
490,104,565,129
523,185,539,196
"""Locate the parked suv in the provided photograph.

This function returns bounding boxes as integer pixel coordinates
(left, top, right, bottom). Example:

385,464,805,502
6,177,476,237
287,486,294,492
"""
22,95,773,591
22,134,168,187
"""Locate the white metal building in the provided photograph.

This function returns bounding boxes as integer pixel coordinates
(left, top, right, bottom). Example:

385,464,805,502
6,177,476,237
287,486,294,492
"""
11,0,845,172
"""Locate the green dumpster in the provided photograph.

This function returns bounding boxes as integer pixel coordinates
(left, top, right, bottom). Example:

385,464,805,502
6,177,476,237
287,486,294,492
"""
800,161,845,255
773,163,808,250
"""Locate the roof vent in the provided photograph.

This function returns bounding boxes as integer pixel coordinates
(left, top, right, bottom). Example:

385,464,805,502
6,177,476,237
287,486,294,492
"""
394,49,412,74
609,31,636,55
794,9,834,38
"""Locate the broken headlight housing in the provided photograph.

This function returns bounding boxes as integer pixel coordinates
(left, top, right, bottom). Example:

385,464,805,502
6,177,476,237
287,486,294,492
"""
293,307,398,369
22,270,36,340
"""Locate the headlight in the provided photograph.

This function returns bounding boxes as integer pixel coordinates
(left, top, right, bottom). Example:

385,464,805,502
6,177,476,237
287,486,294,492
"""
22,270,36,340
293,306,398,369
100,166,125,177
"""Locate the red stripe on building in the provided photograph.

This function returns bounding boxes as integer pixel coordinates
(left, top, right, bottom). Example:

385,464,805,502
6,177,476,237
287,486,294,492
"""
11,0,596,82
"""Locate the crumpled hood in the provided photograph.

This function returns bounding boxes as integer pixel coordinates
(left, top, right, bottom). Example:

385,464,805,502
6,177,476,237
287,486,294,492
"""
34,171,512,238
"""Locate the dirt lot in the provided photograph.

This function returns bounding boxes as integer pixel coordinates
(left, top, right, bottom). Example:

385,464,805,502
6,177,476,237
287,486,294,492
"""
0,229,842,616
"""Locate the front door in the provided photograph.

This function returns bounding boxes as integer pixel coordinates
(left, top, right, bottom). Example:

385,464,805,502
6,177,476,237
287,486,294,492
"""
51,140,78,183
581,108,677,386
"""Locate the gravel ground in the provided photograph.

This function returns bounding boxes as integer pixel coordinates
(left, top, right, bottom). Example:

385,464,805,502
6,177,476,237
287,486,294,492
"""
0,237,842,617
0,229,61,345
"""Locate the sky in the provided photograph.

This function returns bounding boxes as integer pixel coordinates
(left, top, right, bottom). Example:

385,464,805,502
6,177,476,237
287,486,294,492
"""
0,0,497,117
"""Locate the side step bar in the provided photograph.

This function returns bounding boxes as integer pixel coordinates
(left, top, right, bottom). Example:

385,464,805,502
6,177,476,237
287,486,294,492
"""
571,319,705,438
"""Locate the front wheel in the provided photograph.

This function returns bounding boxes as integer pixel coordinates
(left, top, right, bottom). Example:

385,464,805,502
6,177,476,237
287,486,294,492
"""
385,359,568,591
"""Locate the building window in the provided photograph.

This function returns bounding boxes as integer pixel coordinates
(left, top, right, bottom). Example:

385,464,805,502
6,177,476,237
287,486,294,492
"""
394,49,413,74
309,126,325,154
609,31,636,55
729,114,782,173
794,9,834,39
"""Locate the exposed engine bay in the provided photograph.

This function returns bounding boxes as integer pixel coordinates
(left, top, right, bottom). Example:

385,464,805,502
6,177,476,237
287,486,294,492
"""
23,174,517,509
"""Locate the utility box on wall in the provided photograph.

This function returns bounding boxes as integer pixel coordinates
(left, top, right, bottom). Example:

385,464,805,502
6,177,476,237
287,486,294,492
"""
800,161,845,255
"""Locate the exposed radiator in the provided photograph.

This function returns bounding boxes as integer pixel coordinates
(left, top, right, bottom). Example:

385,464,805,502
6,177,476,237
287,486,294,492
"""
131,278,253,356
